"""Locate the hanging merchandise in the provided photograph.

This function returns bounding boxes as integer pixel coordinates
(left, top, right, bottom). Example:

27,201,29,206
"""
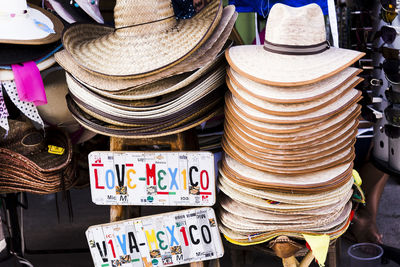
0,89,9,132
46,0,104,24
1,81,44,129
228,0,329,16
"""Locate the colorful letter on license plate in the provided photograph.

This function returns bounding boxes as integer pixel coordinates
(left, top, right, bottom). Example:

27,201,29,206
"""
86,208,224,267
89,152,216,206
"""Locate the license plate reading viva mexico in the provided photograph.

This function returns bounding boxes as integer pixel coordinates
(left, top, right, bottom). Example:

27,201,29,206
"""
86,208,224,267
89,152,216,206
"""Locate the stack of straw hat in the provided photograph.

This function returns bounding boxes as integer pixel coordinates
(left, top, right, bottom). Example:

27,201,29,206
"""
0,119,76,194
55,0,238,139
218,3,366,246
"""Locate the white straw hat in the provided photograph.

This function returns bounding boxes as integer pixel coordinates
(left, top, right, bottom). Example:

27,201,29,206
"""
225,3,365,86
0,0,63,45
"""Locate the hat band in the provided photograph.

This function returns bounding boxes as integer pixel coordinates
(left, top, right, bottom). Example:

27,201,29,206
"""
263,40,330,55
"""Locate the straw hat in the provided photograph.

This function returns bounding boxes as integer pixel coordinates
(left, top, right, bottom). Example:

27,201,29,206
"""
54,5,236,94
225,3,365,86
227,76,362,116
221,155,353,191
226,90,362,124
66,65,226,116
0,0,63,45
62,0,223,77
225,104,360,141
66,95,224,138
227,67,362,104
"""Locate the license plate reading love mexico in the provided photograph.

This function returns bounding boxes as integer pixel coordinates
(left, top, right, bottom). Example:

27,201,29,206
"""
86,208,224,267
88,152,216,206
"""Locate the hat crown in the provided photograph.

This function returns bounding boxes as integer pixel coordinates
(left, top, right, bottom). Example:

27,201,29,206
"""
114,0,174,28
265,3,326,46
0,0,27,13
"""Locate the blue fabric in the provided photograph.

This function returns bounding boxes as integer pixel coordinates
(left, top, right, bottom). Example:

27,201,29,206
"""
228,0,329,17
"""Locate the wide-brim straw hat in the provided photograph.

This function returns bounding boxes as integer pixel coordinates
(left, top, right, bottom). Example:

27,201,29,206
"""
225,3,364,86
66,64,226,115
225,103,360,141
226,90,362,124
0,0,63,45
220,155,353,192
218,201,352,238
219,174,354,206
54,6,237,93
66,95,224,138
227,67,362,104
62,0,223,77
0,56,56,80
218,201,353,245
227,75,362,116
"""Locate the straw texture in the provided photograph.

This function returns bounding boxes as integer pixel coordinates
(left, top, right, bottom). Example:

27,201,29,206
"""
62,0,222,77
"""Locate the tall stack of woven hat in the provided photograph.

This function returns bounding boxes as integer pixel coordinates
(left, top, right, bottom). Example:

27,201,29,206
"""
218,3,366,264
55,0,238,139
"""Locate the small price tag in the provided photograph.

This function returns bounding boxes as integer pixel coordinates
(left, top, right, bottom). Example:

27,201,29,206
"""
48,145,65,155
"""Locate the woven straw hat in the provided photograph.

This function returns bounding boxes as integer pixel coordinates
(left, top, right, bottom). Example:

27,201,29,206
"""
219,175,354,206
227,67,362,104
54,6,236,94
0,0,63,45
62,0,223,77
221,155,353,191
66,94,224,138
225,3,365,86
226,91,362,124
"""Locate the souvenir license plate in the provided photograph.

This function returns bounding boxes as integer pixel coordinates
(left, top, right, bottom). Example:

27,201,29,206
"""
89,152,216,206
86,208,224,267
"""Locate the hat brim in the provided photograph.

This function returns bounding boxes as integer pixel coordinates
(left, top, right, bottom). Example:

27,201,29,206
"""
0,5,63,45
226,46,365,86
0,56,56,80
221,155,353,192
62,0,223,77
66,94,224,138
227,75,362,116
0,41,61,66
227,67,362,104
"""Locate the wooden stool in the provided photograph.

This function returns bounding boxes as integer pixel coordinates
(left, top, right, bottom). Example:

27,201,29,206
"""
109,129,217,267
